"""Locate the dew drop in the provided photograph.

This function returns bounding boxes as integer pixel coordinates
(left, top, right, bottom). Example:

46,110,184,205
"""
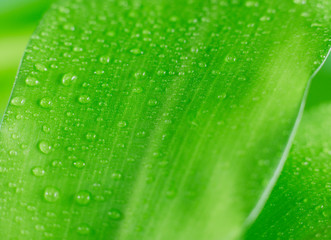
74,190,91,205
77,224,91,235
39,141,52,154
259,16,270,21
73,46,83,52
217,93,227,99
245,1,259,7
9,150,17,156
86,132,97,140
198,62,207,68
42,125,51,133
51,160,63,168
132,87,143,93
78,95,91,104
104,189,113,195
99,55,110,64
147,99,158,106
130,48,143,55
62,73,77,86
95,195,105,202
35,224,45,231
25,76,40,86
225,55,236,62
63,23,75,31
293,0,306,4
31,167,45,177
11,97,26,106
73,160,86,169
117,121,127,128
39,97,53,109
107,209,122,220
35,63,47,72
111,172,122,180
44,187,60,202
136,131,146,138
94,70,104,75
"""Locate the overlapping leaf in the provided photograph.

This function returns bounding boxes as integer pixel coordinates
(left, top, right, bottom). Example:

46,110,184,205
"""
245,57,331,240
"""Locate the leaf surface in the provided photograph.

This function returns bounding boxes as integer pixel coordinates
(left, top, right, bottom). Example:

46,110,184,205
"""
0,0,330,239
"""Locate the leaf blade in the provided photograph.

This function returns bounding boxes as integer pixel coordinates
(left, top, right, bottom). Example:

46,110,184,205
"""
0,0,330,239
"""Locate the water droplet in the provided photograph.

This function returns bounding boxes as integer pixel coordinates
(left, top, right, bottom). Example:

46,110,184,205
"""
95,195,105,201
198,62,207,68
111,172,122,180
74,190,91,205
132,87,143,93
225,55,236,62
136,131,146,138
78,95,91,104
94,70,104,75
9,150,17,156
259,16,270,21
107,209,122,220
73,46,83,52
117,121,127,128
77,224,91,235
245,1,259,7
42,125,51,133
73,160,86,169
130,48,143,55
39,97,53,109
86,132,97,140
62,73,77,86
44,187,60,202
147,99,158,106
51,160,62,168
35,63,47,71
134,71,146,79
25,76,40,86
11,97,26,106
217,93,227,99
39,141,52,154
35,224,45,231
31,167,45,177
63,23,75,31
104,189,112,195
99,55,110,64
293,0,306,4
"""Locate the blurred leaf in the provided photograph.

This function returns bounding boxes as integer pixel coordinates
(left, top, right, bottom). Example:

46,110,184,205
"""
244,55,331,239
245,103,331,239
0,0,54,115
0,0,330,239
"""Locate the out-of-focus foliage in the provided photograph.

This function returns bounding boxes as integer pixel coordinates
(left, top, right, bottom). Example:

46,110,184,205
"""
0,0,53,114
245,56,331,240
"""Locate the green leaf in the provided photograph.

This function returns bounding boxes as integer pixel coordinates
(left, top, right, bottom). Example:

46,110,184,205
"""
0,0,330,239
244,56,331,240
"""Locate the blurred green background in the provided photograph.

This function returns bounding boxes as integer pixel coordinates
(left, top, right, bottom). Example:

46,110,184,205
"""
0,0,53,115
